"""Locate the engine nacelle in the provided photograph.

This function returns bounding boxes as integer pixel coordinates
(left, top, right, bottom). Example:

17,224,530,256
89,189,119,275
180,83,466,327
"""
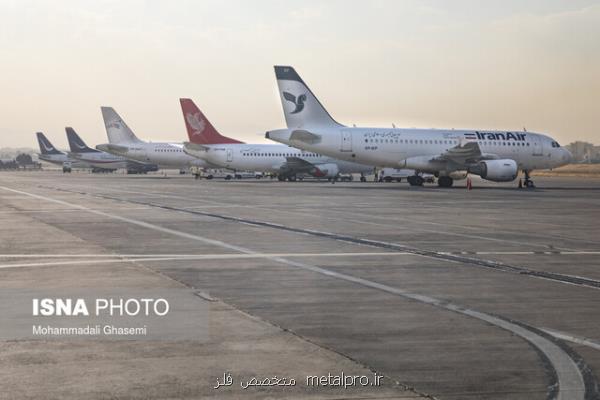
475,159,518,182
310,163,339,178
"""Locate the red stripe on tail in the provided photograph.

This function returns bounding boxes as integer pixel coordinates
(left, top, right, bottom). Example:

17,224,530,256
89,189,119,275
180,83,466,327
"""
179,98,244,145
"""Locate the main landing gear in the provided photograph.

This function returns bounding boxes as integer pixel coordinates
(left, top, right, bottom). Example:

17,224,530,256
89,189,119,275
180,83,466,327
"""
437,176,454,188
407,175,424,186
522,170,535,188
277,174,297,182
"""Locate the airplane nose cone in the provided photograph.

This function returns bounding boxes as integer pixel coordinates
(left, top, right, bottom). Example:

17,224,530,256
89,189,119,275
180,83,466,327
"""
265,131,270,139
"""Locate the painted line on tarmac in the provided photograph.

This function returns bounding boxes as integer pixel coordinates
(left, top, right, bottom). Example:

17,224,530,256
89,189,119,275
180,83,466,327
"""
59,187,600,291
2,251,599,259
46,183,589,251
0,185,593,400
541,329,600,352
0,252,412,269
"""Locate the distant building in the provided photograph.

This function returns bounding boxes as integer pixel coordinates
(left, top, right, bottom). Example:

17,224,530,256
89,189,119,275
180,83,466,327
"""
565,141,600,163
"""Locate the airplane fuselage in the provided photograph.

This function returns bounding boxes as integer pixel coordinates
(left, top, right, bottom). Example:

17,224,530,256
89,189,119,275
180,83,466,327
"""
70,152,129,169
185,143,372,175
38,153,90,168
267,127,571,173
98,142,208,169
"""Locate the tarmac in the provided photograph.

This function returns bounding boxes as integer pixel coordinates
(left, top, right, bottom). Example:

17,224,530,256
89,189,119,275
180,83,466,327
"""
0,170,599,400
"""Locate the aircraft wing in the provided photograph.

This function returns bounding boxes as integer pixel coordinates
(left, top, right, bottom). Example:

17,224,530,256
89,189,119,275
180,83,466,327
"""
283,156,318,173
436,141,498,165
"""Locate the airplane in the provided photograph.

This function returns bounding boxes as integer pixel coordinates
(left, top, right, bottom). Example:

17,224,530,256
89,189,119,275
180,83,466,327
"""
96,107,209,170
36,132,90,172
66,127,158,174
265,66,573,188
180,98,373,181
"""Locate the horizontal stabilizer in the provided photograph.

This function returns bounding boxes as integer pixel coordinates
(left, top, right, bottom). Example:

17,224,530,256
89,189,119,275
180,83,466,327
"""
290,129,321,144
96,143,129,154
183,141,210,151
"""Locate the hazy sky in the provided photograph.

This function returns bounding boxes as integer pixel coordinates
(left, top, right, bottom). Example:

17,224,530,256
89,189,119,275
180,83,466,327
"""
1,0,599,149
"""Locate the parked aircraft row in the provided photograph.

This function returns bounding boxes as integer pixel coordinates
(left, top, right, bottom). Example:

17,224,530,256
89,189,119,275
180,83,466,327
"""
36,130,158,173
35,65,572,187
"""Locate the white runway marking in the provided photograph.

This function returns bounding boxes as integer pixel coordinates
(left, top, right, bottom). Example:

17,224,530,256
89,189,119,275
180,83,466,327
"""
0,207,151,214
0,252,411,269
3,250,599,257
0,185,586,400
50,183,589,251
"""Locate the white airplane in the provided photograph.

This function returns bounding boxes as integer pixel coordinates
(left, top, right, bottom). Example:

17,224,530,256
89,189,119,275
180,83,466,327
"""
180,98,373,181
36,132,90,171
96,107,209,170
66,127,158,173
266,66,572,187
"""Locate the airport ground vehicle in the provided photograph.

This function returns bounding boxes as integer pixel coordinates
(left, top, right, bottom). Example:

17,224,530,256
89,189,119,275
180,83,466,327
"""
379,168,434,183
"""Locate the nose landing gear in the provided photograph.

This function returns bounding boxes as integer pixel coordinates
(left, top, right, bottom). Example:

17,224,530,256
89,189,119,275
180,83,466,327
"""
522,170,535,188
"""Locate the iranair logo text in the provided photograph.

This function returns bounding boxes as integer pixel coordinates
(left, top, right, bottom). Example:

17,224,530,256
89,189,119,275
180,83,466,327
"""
476,132,526,141
283,92,307,114
186,112,206,136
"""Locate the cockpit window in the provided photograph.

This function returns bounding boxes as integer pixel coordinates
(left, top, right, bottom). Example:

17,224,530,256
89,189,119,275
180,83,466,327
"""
551,141,561,148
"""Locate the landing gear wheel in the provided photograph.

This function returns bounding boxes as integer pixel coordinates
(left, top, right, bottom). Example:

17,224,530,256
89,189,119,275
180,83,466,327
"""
407,175,424,186
523,170,535,188
438,176,454,188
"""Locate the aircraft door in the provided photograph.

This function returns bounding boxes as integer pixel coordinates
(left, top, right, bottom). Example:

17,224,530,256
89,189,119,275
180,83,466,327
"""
341,130,353,152
226,149,233,162
531,136,543,156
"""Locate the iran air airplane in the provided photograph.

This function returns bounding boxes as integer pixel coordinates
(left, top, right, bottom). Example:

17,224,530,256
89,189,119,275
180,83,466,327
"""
266,66,572,187
66,127,158,173
180,98,372,181
36,132,90,169
96,107,209,170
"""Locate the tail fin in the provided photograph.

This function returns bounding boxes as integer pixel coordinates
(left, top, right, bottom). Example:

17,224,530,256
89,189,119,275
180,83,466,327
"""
179,98,244,145
101,107,143,144
274,66,343,129
66,127,98,153
36,132,63,155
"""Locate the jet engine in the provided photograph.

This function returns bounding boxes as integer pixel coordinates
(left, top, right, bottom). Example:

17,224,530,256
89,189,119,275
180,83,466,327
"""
310,163,339,178
473,159,518,182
